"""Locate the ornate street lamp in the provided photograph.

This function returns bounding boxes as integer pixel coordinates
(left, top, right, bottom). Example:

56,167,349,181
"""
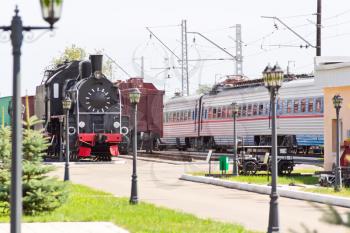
231,102,239,176
40,0,64,28
0,2,63,233
333,94,343,191
129,88,141,204
62,96,72,182
263,63,284,233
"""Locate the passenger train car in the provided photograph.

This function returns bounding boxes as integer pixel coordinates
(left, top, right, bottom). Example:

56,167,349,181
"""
163,74,325,155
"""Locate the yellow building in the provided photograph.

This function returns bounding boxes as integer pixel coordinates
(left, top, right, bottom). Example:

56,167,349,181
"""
315,57,350,171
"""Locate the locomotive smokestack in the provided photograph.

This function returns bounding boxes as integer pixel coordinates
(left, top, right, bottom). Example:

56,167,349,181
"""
79,60,92,80
89,54,103,78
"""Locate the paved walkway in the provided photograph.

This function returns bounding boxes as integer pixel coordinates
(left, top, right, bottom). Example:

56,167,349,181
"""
51,159,350,233
0,222,128,233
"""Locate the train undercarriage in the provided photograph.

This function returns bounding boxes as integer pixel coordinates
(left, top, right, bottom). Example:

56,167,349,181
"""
161,134,324,157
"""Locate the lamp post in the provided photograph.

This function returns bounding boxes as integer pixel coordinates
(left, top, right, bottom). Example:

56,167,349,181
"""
333,94,343,192
62,96,72,181
263,63,284,233
0,2,62,233
129,88,141,204
231,102,239,176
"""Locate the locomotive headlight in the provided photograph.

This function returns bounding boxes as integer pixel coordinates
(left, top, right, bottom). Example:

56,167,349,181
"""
94,71,103,79
79,121,86,128
113,121,120,129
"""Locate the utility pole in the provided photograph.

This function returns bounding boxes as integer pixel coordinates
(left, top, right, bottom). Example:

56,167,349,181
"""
235,24,243,76
316,0,322,56
181,19,189,96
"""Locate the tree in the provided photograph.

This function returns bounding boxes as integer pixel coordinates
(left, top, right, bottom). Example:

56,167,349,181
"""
196,84,212,95
52,44,87,66
51,45,115,78
0,127,67,215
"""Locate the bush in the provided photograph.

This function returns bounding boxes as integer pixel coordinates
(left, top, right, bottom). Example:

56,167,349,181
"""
0,127,67,215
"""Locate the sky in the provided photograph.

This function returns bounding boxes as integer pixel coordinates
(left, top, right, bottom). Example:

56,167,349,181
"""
1,0,350,97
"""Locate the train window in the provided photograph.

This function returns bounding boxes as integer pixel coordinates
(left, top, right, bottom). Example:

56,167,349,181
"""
287,100,292,113
242,104,247,117
308,98,314,112
53,83,59,99
301,99,306,112
252,104,257,116
316,98,323,112
265,102,269,115
217,107,222,118
227,107,232,118
247,104,252,116
258,103,264,115
277,99,283,115
213,107,217,118
238,105,242,117
222,106,227,118
294,99,299,113
208,107,213,119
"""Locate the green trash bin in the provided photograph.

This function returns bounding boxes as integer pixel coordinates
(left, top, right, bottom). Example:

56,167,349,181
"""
219,156,229,172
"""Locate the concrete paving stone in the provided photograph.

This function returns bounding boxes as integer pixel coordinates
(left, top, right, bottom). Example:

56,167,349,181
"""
0,222,129,233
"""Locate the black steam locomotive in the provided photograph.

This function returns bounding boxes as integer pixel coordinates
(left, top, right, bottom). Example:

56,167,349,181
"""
35,55,129,161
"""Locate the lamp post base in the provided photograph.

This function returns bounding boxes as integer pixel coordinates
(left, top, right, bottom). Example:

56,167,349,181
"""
64,164,69,181
130,174,138,204
267,192,280,233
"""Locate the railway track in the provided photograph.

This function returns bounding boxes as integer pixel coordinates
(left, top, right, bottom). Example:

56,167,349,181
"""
138,150,324,166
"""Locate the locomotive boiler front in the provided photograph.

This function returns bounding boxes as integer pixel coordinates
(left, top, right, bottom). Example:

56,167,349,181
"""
70,55,125,160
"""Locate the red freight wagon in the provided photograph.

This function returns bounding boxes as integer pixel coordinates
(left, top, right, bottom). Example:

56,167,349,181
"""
117,78,164,152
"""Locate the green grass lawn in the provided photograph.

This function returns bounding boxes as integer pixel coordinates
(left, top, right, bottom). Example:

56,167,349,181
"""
301,187,350,198
0,184,258,233
223,175,318,185
191,168,319,186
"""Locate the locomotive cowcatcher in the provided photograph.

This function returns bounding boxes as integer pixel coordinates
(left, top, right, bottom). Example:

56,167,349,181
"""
35,55,128,161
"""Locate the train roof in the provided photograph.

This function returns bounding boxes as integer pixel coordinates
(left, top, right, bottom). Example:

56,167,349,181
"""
210,74,314,94
117,77,163,92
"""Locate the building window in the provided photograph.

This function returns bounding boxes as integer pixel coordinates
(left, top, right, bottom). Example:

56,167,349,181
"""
301,98,306,113
176,112,180,122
